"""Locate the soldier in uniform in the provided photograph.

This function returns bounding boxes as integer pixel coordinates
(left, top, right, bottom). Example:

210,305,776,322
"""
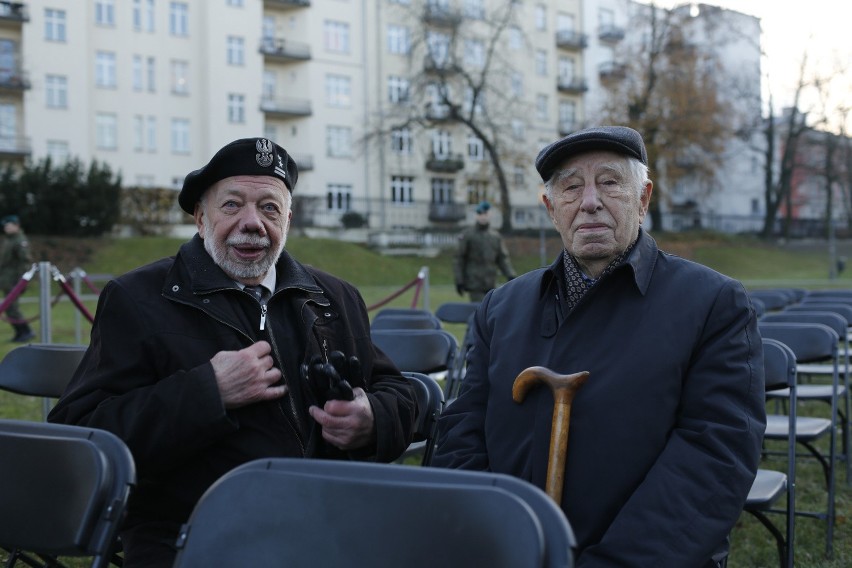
453,201,516,302
0,214,35,342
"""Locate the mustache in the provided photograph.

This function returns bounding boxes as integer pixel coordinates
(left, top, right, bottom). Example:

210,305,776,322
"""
226,235,271,247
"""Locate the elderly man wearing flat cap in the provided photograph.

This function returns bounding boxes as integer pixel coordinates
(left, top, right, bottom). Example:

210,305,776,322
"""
49,138,416,567
434,126,765,567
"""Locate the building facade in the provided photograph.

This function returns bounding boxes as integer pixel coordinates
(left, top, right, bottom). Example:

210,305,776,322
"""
1,0,765,235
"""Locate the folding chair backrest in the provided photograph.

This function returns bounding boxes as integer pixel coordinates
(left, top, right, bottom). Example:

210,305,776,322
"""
787,303,852,326
749,290,794,311
757,322,838,364
762,311,847,348
371,328,458,375
0,419,136,568
806,290,852,299
401,372,445,466
0,343,87,398
371,313,443,331
434,302,479,324
174,458,575,568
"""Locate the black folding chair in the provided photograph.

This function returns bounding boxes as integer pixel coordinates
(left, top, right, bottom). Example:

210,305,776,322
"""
371,328,459,389
0,343,86,420
757,321,839,556
742,338,798,568
371,312,443,331
750,290,795,312
173,458,575,568
0,419,136,568
396,372,445,466
434,302,479,399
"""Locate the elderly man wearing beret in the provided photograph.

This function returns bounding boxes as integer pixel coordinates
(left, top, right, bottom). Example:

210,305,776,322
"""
49,138,416,567
434,126,765,567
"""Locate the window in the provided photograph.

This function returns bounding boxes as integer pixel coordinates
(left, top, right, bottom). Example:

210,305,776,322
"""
509,26,523,50
264,125,277,143
132,55,143,91
534,4,547,31
511,119,525,140
536,94,548,120
467,135,484,161
262,70,276,99
133,115,145,151
144,0,155,31
387,25,410,55
558,56,575,82
557,13,575,33
0,104,14,149
559,100,576,133
510,71,524,98
45,75,68,108
535,49,547,76
171,60,188,94
135,175,156,187
513,164,525,186
326,184,352,211
227,36,245,66
96,113,118,150
431,178,454,204
326,126,352,157
133,0,142,30
95,51,117,88
324,20,350,53
262,16,275,42
325,74,351,108
171,118,190,153
169,2,189,36
432,130,452,158
464,39,485,69
46,140,69,164
387,76,409,104
426,83,451,118
467,180,488,204
226,0,244,5
463,0,485,19
391,128,412,155
463,87,483,115
227,93,245,123
391,176,414,204
45,9,67,42
146,116,157,151
426,31,450,67
95,0,115,26
146,57,156,92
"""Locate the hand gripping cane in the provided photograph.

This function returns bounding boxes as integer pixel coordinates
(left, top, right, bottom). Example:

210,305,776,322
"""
512,366,590,505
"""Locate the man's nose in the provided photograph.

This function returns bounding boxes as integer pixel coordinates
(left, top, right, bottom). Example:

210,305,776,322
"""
579,184,603,211
240,205,266,234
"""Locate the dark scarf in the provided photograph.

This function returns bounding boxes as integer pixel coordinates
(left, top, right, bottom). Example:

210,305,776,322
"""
561,236,638,313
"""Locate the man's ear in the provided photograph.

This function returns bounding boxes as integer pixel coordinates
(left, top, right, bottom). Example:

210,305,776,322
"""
193,202,205,235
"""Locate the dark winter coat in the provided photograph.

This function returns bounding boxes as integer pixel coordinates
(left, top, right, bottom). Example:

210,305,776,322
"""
434,230,765,567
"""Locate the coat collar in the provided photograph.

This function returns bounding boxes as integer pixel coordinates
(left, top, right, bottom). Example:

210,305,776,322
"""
171,234,323,296
538,228,658,300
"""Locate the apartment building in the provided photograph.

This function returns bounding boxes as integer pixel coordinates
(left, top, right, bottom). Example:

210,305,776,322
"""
1,0,763,234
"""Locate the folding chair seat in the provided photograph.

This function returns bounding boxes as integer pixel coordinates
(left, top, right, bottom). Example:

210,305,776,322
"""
0,343,87,420
762,310,852,483
371,312,443,331
742,338,798,568
371,328,458,387
395,372,445,466
757,321,839,556
435,302,480,400
173,458,575,568
0,419,136,568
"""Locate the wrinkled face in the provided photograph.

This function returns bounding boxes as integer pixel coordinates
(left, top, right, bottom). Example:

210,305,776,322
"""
542,151,652,277
195,175,292,285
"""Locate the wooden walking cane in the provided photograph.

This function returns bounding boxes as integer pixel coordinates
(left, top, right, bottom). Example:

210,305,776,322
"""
512,366,590,505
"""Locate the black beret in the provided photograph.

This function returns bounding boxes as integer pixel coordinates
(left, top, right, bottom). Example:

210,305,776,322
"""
535,126,648,182
178,138,298,214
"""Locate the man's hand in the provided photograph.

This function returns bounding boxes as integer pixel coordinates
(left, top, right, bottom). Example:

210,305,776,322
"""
211,341,286,408
456,283,465,296
308,388,375,450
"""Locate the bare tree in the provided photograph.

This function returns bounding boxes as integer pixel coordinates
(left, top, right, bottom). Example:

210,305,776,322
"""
366,1,529,232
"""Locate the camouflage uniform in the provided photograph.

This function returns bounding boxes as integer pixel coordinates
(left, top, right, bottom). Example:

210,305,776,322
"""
0,226,34,341
453,223,516,302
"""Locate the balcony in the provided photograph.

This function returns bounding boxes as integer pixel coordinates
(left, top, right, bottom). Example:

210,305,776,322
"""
425,153,464,173
259,38,311,62
423,55,457,74
259,97,312,118
558,121,576,137
429,202,466,223
555,30,587,51
598,61,628,81
292,154,314,172
0,2,28,27
598,24,626,43
556,77,587,94
0,135,31,158
425,103,453,121
262,0,310,9
0,69,30,92
423,4,462,27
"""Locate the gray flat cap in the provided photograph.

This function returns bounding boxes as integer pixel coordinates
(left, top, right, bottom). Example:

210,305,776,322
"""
535,126,648,182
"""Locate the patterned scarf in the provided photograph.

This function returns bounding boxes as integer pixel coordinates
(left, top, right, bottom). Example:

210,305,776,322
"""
561,237,638,313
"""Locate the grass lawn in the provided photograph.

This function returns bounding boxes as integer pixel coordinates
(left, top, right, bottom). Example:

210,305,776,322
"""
3,230,852,566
